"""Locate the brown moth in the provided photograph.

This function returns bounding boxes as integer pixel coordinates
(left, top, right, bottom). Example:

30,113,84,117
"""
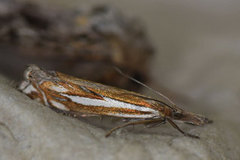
19,65,212,138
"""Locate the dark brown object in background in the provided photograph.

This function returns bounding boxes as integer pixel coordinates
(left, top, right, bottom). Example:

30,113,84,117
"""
0,0,154,91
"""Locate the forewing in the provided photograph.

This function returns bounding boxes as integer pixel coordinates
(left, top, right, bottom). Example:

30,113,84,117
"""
57,72,156,109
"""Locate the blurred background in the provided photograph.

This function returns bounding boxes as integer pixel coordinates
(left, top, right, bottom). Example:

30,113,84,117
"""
1,0,240,125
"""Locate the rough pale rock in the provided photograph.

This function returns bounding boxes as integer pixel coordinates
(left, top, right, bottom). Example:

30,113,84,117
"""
0,75,239,160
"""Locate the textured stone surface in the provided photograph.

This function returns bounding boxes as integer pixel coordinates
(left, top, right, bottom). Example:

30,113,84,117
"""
0,75,239,160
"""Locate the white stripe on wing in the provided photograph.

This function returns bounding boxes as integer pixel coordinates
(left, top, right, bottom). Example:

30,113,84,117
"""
61,93,158,116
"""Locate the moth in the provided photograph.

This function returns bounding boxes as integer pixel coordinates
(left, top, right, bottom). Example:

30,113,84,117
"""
19,65,212,138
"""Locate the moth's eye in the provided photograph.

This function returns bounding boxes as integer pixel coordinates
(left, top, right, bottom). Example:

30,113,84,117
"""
174,112,183,119
24,70,33,80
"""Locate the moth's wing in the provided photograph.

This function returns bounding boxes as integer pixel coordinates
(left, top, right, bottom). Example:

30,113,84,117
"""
48,103,100,117
57,72,156,107
57,72,176,111
77,80,173,110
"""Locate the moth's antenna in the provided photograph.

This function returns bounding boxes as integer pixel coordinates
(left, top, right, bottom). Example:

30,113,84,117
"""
113,66,176,106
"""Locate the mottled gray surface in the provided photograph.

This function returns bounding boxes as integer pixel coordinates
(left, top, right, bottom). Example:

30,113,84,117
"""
0,74,239,160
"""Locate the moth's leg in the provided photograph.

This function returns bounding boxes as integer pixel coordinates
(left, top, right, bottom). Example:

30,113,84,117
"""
105,118,163,137
99,115,104,120
78,113,99,117
145,118,166,128
166,118,199,139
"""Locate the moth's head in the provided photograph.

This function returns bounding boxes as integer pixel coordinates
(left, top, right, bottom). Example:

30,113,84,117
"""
23,64,41,81
18,65,44,97
23,64,57,83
